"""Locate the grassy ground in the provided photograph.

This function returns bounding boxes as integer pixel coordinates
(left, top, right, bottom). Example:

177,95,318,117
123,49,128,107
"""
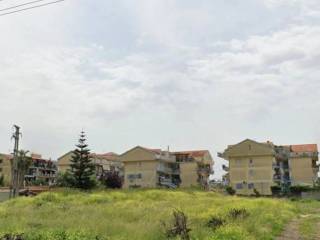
0,189,318,240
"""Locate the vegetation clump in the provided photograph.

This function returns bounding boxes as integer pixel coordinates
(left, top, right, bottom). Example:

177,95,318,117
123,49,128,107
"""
228,208,249,220
163,210,191,240
226,186,236,195
207,216,225,230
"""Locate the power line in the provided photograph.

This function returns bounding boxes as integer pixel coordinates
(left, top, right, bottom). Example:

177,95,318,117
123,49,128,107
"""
0,0,51,12
0,0,65,17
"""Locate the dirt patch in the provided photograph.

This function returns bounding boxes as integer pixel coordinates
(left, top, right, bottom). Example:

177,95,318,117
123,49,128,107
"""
276,219,301,240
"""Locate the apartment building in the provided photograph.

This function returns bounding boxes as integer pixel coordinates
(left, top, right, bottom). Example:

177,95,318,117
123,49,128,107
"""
0,153,57,186
219,139,319,195
173,151,213,188
24,153,57,186
120,146,214,189
120,146,178,188
0,153,13,186
58,151,123,178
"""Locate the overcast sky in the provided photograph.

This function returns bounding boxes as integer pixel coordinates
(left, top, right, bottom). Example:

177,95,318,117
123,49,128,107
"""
0,0,320,178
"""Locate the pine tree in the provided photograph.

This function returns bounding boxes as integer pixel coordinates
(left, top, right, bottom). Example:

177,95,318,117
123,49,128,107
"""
69,131,96,189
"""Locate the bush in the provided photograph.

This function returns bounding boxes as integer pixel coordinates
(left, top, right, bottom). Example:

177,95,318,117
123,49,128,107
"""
228,208,249,220
226,186,236,195
102,171,122,189
270,185,281,195
56,172,75,188
289,185,312,196
207,216,225,230
253,188,260,197
162,210,191,240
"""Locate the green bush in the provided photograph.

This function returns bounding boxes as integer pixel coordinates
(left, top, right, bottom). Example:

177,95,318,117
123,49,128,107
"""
270,185,281,195
290,185,313,195
226,186,236,195
207,216,225,230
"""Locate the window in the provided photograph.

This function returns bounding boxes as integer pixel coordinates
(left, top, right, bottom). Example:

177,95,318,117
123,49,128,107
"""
235,159,241,167
248,144,251,150
0,168,2,172
236,183,243,189
248,183,254,189
127,173,142,180
249,169,254,177
0,159,3,164
249,159,253,167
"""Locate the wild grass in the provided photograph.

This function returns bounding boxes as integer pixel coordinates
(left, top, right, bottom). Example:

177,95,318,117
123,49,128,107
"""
0,189,314,240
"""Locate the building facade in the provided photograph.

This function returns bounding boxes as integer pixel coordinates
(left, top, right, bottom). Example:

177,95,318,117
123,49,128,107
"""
57,151,123,178
121,146,214,189
220,139,319,195
173,151,213,188
25,153,57,186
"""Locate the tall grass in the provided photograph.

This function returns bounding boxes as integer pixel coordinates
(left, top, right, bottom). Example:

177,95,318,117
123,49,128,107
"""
0,189,313,240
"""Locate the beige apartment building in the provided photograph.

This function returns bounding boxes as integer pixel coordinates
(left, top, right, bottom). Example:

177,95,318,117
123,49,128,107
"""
0,153,57,186
220,139,319,195
120,146,214,189
173,151,213,188
0,153,13,186
58,151,123,177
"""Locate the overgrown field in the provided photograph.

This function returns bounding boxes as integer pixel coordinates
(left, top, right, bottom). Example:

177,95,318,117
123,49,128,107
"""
0,189,318,240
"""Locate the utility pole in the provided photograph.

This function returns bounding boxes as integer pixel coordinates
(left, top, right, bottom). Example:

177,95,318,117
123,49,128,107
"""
10,125,21,198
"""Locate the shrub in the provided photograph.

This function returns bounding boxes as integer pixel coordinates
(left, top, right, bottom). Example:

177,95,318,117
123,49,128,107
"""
207,216,225,230
253,188,260,197
270,185,281,196
290,185,312,196
162,210,191,240
228,208,249,220
226,186,236,195
56,172,75,188
102,171,122,189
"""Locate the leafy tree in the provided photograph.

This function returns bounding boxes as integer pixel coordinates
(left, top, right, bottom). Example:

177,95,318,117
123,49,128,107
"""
69,132,96,189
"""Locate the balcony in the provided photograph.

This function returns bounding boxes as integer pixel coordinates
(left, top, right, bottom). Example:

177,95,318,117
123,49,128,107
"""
155,153,176,163
157,164,173,174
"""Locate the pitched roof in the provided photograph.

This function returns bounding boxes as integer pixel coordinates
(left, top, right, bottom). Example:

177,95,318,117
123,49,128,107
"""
174,150,208,158
290,144,318,153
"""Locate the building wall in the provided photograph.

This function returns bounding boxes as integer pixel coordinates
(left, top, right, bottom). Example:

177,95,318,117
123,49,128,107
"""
229,155,274,195
179,162,198,187
121,147,158,189
123,161,158,188
290,157,316,185
0,154,11,186
57,152,73,173
224,140,275,195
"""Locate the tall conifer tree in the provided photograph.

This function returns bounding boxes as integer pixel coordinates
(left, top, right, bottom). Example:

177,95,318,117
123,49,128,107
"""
69,131,95,189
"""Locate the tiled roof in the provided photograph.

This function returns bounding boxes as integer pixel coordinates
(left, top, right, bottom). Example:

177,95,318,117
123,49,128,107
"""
174,150,208,158
141,147,162,154
290,144,318,153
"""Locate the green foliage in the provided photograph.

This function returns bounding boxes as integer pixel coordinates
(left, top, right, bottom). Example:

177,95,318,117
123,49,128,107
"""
102,171,122,189
0,189,317,240
163,210,191,240
30,179,47,186
56,172,75,188
69,132,95,190
207,216,225,230
225,186,236,195
270,185,281,195
0,175,4,187
253,188,261,198
227,208,249,220
290,185,313,195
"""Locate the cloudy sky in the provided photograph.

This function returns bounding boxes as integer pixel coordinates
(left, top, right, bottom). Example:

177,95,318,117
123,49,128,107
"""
0,0,320,178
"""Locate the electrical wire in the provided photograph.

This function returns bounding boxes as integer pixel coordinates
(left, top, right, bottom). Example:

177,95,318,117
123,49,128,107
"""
0,0,53,12
0,0,65,17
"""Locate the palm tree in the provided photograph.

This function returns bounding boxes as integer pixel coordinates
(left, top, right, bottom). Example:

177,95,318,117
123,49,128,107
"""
11,150,32,196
